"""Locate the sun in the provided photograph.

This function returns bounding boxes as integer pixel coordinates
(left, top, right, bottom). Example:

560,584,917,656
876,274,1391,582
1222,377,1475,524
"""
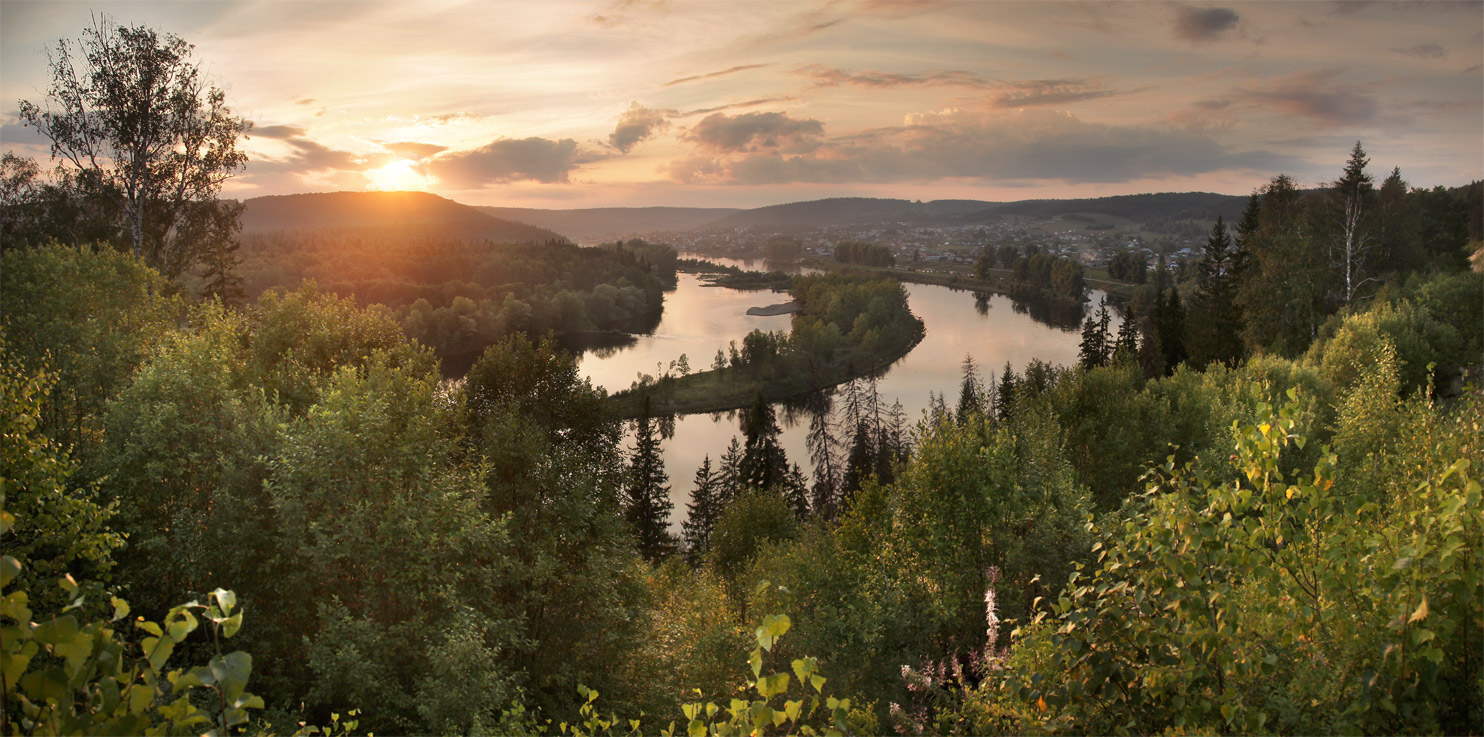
365,159,435,191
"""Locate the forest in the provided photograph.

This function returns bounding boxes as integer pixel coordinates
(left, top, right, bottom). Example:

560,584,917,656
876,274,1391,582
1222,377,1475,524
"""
2,16,1482,737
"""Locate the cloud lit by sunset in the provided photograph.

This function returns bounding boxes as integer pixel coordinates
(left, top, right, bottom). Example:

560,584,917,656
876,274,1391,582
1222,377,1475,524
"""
3,0,1479,208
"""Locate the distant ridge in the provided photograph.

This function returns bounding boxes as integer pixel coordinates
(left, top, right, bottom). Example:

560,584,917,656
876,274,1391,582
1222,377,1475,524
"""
706,193,1247,229
478,206,740,243
241,191,568,243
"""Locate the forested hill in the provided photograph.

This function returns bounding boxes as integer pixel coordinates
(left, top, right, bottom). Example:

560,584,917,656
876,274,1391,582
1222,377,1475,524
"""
241,191,568,243
478,205,740,243
705,192,1248,229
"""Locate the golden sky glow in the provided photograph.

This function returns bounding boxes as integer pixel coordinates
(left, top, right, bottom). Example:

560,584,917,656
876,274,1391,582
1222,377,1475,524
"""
3,1,1481,208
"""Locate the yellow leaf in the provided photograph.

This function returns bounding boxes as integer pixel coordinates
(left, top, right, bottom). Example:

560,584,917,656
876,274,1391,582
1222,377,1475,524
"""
1409,596,1429,623
1037,695,1046,712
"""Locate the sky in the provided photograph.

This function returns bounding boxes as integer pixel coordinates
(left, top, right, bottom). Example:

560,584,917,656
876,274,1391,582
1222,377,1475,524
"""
2,0,1481,209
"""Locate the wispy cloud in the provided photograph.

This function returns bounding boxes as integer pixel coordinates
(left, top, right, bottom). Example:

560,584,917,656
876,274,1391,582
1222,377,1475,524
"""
1233,68,1378,125
663,64,769,88
989,78,1129,108
794,64,989,89
1392,42,1447,59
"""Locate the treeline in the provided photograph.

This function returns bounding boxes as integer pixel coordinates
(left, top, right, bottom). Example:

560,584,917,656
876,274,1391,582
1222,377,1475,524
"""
833,240,895,267
973,244,1087,305
1093,143,1482,380
221,231,673,361
3,236,1480,735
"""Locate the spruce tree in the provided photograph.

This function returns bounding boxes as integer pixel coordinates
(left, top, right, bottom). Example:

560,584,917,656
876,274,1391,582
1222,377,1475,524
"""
681,456,720,567
956,354,982,421
806,401,841,521
1079,300,1112,369
996,361,1018,421
624,397,674,562
1189,217,1245,367
738,393,788,492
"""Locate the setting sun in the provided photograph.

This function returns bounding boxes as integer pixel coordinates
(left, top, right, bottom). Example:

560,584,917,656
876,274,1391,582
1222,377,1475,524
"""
365,159,434,191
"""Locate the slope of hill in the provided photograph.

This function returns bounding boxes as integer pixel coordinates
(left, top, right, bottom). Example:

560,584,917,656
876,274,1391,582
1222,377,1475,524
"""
477,206,740,243
241,191,568,243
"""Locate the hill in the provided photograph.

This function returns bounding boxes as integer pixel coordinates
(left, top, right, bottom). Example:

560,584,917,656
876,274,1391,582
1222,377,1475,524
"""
241,191,568,243
477,206,740,243
703,193,1247,230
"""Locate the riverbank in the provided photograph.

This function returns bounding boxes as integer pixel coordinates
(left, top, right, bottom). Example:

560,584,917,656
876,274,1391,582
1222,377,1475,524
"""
797,258,1142,299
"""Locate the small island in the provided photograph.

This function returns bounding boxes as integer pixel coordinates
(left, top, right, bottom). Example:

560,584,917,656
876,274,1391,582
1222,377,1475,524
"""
612,273,924,418
745,300,801,316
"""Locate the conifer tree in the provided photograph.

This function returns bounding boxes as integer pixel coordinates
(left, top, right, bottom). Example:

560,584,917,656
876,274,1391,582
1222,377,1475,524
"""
681,456,721,567
624,397,674,562
1079,300,1112,369
956,354,982,422
1188,217,1246,367
739,393,788,492
1158,287,1187,372
996,361,1019,421
806,400,841,521
1113,308,1140,364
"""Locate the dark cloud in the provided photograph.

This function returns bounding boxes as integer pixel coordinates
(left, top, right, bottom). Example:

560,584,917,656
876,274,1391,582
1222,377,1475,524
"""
663,64,769,88
794,64,988,89
668,107,1285,186
427,137,582,187
991,79,1125,108
682,112,824,153
251,124,307,140
1392,42,1447,59
1174,6,1240,43
608,102,673,153
0,121,50,147
381,141,448,160
1234,69,1378,125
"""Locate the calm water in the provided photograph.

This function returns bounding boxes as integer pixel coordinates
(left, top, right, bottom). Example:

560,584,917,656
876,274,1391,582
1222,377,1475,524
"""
576,259,1116,532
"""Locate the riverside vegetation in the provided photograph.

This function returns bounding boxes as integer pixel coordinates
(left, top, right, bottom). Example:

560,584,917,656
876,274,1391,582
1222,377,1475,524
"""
3,17,1482,737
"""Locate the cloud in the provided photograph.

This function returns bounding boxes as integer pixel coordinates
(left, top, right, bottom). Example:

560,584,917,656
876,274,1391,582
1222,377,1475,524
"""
608,102,673,153
990,79,1126,108
663,64,769,88
682,111,824,153
1164,98,1238,132
250,136,371,175
250,124,307,140
427,137,583,187
1392,42,1447,59
1173,6,1240,43
1233,68,1378,125
0,121,50,147
380,141,448,160
589,0,671,28
682,97,801,117
667,107,1284,186
794,64,989,89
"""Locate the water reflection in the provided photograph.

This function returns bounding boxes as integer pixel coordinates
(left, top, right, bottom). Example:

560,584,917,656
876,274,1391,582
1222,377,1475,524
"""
589,276,1118,533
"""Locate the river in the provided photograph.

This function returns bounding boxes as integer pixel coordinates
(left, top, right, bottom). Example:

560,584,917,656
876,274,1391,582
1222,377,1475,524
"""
575,257,1118,532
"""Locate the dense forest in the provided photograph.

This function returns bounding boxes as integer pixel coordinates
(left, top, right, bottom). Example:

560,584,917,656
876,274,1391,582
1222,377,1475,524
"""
2,16,1482,737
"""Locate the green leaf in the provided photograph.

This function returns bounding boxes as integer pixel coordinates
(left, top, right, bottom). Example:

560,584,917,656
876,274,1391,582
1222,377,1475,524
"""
212,589,237,616
220,612,243,639
0,556,20,589
749,648,763,679
110,596,130,622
